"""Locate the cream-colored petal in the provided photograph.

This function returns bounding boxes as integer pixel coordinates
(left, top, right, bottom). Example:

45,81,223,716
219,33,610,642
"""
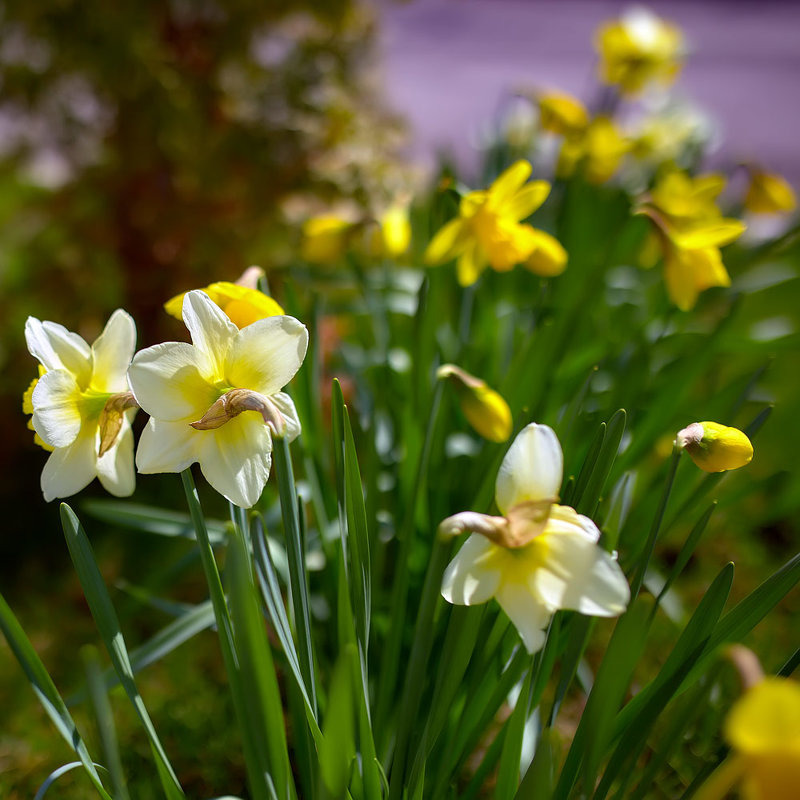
31,369,83,448
40,423,97,501
135,417,199,475
128,342,219,421
182,290,238,372
96,414,136,497
225,316,308,397
196,413,274,508
495,583,552,653
500,181,551,221
441,534,502,605
495,423,563,515
25,317,92,384
532,525,630,616
424,218,470,265
90,309,137,393
456,241,487,286
489,161,533,204
269,392,302,443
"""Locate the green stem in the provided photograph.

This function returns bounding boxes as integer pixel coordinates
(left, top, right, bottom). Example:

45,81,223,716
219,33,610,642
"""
274,437,318,716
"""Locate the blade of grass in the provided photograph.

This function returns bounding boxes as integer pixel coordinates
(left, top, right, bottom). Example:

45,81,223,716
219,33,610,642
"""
60,503,184,799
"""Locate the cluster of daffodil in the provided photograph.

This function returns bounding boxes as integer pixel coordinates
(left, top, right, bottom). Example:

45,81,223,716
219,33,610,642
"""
6,6,800,800
24,282,306,508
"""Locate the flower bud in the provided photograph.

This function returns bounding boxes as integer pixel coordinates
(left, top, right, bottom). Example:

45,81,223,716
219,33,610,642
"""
676,421,753,472
437,364,512,443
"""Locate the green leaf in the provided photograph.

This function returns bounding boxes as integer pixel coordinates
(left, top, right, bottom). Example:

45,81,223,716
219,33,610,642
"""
320,646,357,798
0,592,112,800
59,503,184,799
514,727,559,800
576,409,626,518
34,762,110,800
495,662,535,799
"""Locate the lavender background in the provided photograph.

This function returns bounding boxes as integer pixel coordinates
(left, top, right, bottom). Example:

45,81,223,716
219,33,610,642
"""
376,0,800,182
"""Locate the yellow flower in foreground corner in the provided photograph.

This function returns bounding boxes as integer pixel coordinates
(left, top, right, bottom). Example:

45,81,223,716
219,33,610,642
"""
439,423,630,653
596,7,684,94
24,310,138,501
165,275,284,330
128,290,308,508
424,160,566,286
696,678,800,800
437,364,512,443
744,170,797,215
677,421,753,472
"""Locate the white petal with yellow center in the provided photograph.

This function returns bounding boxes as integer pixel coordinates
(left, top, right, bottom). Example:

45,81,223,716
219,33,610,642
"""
25,317,92,385
495,423,563,514
183,290,238,374
226,316,308,397
495,583,552,653
136,417,201,475
441,534,502,605
40,422,98,502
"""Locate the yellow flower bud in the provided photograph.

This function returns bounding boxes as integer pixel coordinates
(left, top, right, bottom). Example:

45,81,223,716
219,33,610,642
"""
437,364,512,443
676,421,753,472
301,215,352,264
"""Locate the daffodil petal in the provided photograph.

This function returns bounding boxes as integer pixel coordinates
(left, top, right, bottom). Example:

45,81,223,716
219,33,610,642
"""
96,417,136,497
31,369,83,448
25,317,92,383
90,309,136,393
129,342,218,421
226,316,308,397
500,180,551,221
136,417,199,475
689,247,731,292
664,250,701,312
40,424,97,501
525,230,568,277
532,525,630,616
196,413,274,508
441,534,502,605
489,161,533,204
270,392,302,443
182,290,238,370
495,423,563,515
494,583,551,653
456,241,487,286
424,218,469,265
674,219,746,250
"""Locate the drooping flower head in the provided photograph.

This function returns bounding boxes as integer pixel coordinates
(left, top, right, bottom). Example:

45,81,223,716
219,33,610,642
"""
164,280,284,330
638,171,746,310
24,310,138,501
439,424,630,653
424,160,567,286
596,7,685,95
129,291,307,508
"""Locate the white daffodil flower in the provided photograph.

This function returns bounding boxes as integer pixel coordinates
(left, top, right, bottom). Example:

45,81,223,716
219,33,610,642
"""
128,290,308,508
24,310,138,501
440,423,630,653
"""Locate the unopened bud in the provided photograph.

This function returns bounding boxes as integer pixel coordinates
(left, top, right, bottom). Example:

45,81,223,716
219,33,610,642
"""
437,364,512,443
191,388,287,437
98,391,139,457
676,421,753,472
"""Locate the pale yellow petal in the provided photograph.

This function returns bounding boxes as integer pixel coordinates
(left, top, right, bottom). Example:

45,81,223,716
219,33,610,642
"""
96,415,136,497
182,290,238,371
226,316,308,397
495,423,563,515
90,309,137,393
40,423,97,501
135,417,199,475
30,369,83,448
441,534,502,605
25,317,92,385
494,583,552,653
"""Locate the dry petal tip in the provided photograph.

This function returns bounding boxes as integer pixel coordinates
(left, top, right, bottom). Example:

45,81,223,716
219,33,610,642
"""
190,388,287,437
98,391,139,457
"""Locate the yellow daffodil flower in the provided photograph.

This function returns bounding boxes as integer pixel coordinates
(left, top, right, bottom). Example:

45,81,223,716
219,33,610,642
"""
128,290,307,508
596,7,684,94
301,215,352,264
639,172,746,310
369,202,412,258
744,170,797,215
677,421,753,472
424,160,565,286
536,91,589,138
165,281,284,329
696,678,800,800
439,423,630,653
437,364,512,443
557,116,629,185
24,311,138,501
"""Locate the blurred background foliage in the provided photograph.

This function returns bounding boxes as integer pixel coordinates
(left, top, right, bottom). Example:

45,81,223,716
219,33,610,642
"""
0,0,412,570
